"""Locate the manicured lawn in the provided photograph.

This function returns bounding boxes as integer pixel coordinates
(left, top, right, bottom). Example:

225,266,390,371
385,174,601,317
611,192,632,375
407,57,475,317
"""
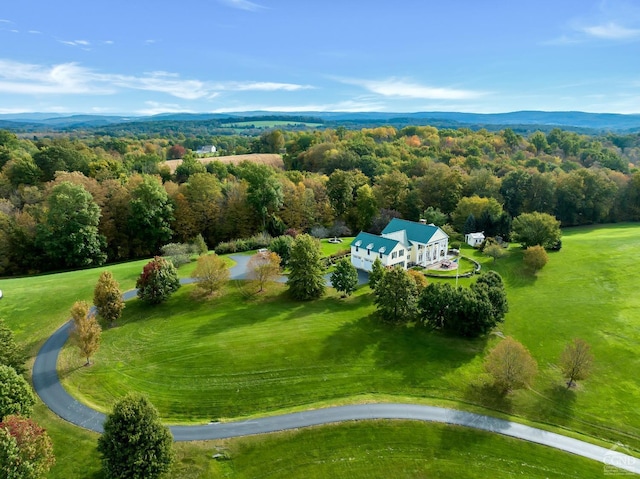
2,224,640,476
172,421,606,478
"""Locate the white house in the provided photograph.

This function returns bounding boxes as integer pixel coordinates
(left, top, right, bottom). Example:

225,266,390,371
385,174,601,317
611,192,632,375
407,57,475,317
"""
465,232,485,248
350,218,449,272
196,145,217,154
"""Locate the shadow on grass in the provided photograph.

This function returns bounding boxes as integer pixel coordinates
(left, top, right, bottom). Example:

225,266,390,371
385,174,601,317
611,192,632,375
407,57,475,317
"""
532,383,578,426
321,315,486,387
464,379,515,415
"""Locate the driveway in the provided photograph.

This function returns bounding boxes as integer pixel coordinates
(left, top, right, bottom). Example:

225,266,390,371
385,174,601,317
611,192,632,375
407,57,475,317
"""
30,277,640,475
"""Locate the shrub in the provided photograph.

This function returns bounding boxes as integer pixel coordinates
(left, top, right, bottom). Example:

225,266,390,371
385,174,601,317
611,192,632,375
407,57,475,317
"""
523,245,548,273
161,242,195,267
309,226,329,239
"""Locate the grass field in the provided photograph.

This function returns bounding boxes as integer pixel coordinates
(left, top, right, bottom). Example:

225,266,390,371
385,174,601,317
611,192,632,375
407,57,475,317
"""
225,120,323,128
1,224,640,477
172,421,607,478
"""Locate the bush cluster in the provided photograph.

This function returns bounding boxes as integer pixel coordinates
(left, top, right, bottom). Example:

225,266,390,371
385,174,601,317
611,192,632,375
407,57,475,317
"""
214,232,273,255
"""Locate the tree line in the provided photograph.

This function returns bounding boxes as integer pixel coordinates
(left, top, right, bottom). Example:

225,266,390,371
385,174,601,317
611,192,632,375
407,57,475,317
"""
1,125,640,275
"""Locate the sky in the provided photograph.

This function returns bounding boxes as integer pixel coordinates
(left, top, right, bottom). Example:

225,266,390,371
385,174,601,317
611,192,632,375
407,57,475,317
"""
0,0,639,116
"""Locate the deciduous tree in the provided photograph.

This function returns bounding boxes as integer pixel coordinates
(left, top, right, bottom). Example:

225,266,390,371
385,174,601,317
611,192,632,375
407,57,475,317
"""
269,235,294,267
483,242,508,263
191,253,229,297
0,319,26,376
485,337,537,394
368,257,385,290
0,415,55,479
287,234,325,300
247,251,281,293
330,258,358,297
374,266,418,322
0,365,35,420
523,245,548,273
128,175,174,256
93,271,125,327
136,257,180,304
36,181,107,269
511,212,561,248
97,394,174,479
70,301,102,365
560,338,593,388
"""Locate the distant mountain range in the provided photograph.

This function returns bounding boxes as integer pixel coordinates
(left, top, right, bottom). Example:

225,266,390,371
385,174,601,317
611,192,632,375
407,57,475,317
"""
1,110,640,134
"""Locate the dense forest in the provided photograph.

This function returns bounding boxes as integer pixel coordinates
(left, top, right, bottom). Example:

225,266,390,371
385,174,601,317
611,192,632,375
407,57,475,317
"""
1,125,640,276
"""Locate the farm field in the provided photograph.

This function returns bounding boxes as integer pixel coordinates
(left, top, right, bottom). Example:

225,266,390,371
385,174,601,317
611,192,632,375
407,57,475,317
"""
164,153,284,173
224,120,323,128
1,223,640,477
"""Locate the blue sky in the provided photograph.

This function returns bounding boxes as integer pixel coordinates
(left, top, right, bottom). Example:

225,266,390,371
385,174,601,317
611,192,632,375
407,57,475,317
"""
1,0,639,115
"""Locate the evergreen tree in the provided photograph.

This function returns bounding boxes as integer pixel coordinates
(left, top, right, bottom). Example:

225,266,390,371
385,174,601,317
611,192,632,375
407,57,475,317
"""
287,234,326,300
330,258,358,297
97,394,174,479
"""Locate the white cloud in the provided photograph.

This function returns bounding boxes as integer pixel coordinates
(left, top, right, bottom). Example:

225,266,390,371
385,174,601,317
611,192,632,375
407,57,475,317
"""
0,19,11,23
221,81,313,92
0,59,313,100
219,0,265,12
103,40,114,45
59,39,91,48
145,39,157,44
341,77,485,100
28,30,42,34
211,99,385,113
135,101,195,116
0,60,112,95
580,22,640,39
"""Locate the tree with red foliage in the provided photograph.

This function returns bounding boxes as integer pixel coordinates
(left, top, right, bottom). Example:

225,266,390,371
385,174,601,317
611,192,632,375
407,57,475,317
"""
136,256,180,304
0,415,55,479
167,144,186,159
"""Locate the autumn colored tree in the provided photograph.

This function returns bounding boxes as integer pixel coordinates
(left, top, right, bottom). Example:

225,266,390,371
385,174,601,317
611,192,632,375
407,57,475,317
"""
330,257,358,298
407,269,428,292
485,337,538,394
523,245,548,273
0,415,55,479
93,271,125,327
70,301,102,365
247,251,281,293
97,394,174,479
191,253,229,297
136,257,181,304
167,144,186,159
0,365,35,420
560,338,594,388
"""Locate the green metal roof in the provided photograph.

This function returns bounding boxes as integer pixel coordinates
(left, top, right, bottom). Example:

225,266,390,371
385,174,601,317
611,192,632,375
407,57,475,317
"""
351,232,399,254
381,218,444,244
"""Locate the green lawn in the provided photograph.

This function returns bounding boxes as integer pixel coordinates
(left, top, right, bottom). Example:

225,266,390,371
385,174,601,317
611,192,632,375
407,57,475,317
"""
172,421,607,478
2,225,640,476
56,225,640,452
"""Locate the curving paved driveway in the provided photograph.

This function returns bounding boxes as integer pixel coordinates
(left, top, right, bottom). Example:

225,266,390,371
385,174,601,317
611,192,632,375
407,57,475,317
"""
32,278,640,475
